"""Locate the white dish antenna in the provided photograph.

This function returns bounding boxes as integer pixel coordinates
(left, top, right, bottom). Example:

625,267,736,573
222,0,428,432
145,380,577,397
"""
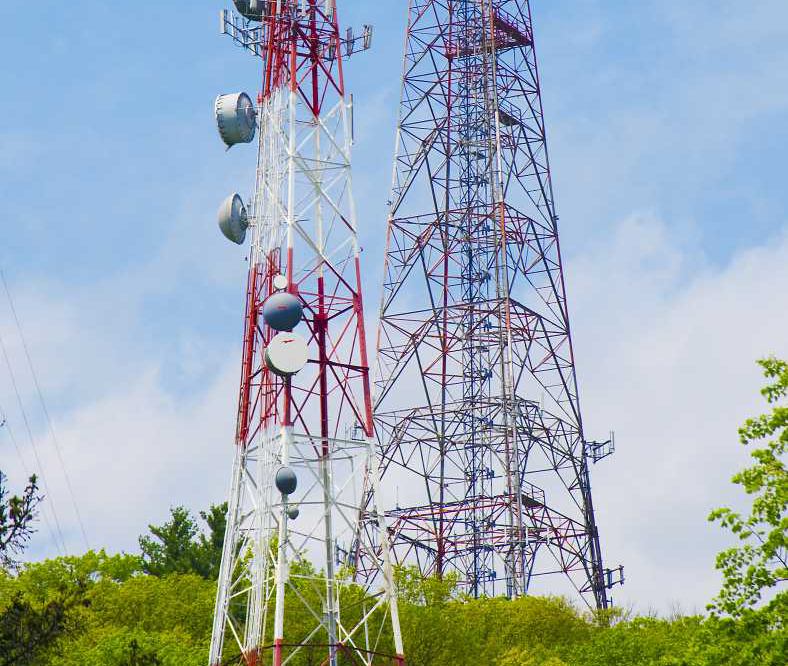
272,274,288,291
218,193,249,245
264,333,309,377
215,92,257,148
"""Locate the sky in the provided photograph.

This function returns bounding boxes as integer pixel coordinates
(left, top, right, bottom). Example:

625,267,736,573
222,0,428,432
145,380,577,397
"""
1,0,787,615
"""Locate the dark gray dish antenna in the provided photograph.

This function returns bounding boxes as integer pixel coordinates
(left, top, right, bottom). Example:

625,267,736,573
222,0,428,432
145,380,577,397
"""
275,467,298,495
233,0,268,22
262,292,303,332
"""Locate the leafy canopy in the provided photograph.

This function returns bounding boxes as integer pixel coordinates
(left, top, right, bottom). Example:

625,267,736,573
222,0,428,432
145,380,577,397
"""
0,549,141,666
138,504,226,580
709,357,788,618
2,548,787,666
0,593,71,666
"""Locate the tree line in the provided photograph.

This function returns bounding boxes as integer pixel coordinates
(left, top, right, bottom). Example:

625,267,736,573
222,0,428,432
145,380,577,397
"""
1,358,786,665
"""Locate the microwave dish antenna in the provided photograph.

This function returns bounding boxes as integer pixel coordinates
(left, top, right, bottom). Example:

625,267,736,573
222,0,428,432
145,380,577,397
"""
272,274,288,291
232,0,267,22
215,92,257,148
262,292,303,332
264,333,308,377
217,193,249,245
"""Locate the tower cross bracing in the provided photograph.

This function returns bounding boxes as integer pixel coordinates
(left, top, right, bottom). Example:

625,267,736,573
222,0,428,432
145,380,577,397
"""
366,0,621,608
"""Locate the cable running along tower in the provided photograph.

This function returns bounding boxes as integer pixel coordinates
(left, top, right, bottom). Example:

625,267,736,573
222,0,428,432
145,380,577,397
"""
210,2,404,665
370,0,622,608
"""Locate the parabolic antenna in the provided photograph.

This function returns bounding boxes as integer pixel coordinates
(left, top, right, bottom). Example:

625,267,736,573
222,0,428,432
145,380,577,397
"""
262,292,303,332
272,274,288,291
232,0,268,22
264,333,309,377
275,467,298,495
215,92,256,148
217,193,249,245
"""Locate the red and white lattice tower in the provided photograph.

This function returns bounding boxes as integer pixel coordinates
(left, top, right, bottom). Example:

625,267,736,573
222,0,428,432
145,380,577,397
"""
209,3,405,665
366,0,623,609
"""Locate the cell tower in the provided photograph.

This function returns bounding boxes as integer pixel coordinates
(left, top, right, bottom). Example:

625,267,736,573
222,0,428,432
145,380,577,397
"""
369,0,623,608
210,2,404,665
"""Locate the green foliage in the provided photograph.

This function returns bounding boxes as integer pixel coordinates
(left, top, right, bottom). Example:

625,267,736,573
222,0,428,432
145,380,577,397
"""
0,550,145,665
2,549,788,666
47,627,206,666
395,565,458,605
0,472,41,569
43,575,214,666
197,503,227,579
391,571,590,666
0,551,215,666
569,611,788,666
709,357,788,618
388,571,788,666
138,504,226,580
497,651,568,666
0,593,71,666
13,549,142,603
87,573,215,641
569,615,704,666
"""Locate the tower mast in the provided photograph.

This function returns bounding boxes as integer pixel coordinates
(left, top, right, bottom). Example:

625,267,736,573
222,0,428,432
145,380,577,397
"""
369,0,623,608
210,3,404,664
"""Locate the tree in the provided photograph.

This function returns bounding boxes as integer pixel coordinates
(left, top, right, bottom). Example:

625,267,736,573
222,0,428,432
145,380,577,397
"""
138,504,227,579
0,472,77,665
0,550,142,666
0,472,40,569
197,503,227,580
709,357,788,618
0,593,70,666
138,507,200,578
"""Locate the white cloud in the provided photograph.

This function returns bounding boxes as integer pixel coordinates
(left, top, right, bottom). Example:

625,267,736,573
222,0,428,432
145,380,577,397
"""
569,211,788,611
0,261,242,560
9,354,238,561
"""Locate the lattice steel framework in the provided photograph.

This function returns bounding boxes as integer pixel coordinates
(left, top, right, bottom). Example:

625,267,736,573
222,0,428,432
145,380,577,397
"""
369,0,621,608
210,3,404,665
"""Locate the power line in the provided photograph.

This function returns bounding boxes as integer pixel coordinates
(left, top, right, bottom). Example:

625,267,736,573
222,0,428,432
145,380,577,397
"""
0,401,63,557
0,269,90,551
0,326,68,555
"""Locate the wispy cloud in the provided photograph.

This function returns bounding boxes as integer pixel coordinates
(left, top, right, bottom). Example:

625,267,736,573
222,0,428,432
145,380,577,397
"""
570,211,788,610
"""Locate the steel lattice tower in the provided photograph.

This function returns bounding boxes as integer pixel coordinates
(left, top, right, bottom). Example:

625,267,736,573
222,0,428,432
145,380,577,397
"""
369,0,622,608
210,3,405,665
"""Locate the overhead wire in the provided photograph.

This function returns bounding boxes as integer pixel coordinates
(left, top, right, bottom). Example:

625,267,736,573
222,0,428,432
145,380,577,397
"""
0,325,68,555
0,400,64,557
0,269,90,551
0,274,73,557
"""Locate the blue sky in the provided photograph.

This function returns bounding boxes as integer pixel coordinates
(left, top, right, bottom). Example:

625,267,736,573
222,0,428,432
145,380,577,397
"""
1,0,787,613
